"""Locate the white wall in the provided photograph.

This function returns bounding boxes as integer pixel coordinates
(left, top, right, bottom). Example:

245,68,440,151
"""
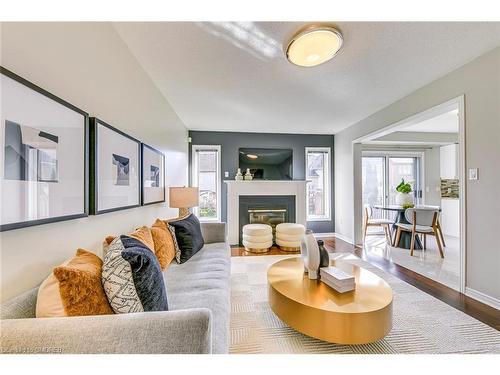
0,23,189,302
335,46,500,301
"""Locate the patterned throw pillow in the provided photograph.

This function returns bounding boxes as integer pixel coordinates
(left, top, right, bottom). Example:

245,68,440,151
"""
168,225,182,263
102,235,168,314
168,214,205,264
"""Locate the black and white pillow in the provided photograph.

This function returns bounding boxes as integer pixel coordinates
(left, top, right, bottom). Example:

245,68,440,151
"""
167,225,181,263
102,235,168,314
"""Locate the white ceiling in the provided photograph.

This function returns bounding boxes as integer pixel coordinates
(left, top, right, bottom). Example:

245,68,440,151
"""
401,110,459,133
114,22,500,134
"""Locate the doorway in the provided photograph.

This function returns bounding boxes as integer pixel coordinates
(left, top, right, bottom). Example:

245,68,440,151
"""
354,96,465,293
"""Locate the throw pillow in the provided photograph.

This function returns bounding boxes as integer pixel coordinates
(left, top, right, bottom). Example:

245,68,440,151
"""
36,249,113,318
168,214,205,264
102,235,168,313
102,226,155,257
168,225,181,263
151,219,176,270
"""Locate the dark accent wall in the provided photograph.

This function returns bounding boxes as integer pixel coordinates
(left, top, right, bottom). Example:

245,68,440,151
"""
188,131,334,233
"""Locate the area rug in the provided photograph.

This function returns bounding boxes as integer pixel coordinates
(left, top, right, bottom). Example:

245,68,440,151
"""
230,254,500,354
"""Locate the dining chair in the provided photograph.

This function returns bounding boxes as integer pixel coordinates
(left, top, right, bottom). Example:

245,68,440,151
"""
394,207,444,258
417,205,446,248
363,204,393,244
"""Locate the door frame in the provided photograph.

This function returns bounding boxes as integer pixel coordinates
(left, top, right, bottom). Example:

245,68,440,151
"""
353,95,466,293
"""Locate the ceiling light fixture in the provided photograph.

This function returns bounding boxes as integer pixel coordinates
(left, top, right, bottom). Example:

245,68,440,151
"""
247,154,258,159
286,25,343,67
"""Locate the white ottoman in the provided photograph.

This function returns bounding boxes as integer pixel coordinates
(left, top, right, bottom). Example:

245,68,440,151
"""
276,223,306,252
242,224,273,253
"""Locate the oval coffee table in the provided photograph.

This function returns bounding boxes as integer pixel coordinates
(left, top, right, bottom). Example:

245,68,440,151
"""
267,257,393,344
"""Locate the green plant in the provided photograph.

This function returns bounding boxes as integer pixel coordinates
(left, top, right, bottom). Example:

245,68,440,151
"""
402,202,415,209
395,179,412,194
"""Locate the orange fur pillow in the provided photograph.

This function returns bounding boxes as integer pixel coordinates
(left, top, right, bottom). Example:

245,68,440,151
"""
36,249,113,317
151,219,176,270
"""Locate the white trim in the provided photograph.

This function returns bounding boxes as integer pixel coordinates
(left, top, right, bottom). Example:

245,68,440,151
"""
457,95,466,294
305,146,331,221
191,144,222,222
353,96,461,144
312,232,336,238
465,287,500,310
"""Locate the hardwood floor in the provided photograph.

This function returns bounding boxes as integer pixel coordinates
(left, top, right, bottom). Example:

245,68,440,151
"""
231,237,500,331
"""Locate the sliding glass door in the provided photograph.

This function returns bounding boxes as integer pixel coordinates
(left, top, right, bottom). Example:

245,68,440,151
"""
387,157,421,205
362,154,423,212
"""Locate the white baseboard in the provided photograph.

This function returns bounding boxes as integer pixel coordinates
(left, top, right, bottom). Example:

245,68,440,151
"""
333,233,355,245
312,232,335,238
465,287,500,310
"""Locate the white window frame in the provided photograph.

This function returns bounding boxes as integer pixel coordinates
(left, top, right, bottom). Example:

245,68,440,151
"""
305,147,331,221
191,145,221,222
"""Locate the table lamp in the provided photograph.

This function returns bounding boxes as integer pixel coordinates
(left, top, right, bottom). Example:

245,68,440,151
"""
169,186,199,217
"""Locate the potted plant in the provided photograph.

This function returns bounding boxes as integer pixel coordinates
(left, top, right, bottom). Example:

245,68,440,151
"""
395,179,414,206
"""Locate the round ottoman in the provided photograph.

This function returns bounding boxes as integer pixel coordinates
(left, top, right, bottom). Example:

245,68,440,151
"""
242,224,273,253
276,223,306,252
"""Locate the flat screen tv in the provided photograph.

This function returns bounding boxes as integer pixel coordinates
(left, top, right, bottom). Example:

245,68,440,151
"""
239,148,293,180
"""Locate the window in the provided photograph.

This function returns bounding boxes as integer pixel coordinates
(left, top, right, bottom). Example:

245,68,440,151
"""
192,145,221,221
305,147,331,221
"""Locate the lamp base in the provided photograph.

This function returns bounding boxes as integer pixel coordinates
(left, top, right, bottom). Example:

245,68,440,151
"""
178,207,190,218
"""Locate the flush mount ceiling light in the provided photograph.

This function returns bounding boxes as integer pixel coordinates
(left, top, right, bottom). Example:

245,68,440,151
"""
286,25,343,67
247,154,258,159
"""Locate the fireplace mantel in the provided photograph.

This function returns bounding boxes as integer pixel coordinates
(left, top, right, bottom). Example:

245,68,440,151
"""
224,180,308,245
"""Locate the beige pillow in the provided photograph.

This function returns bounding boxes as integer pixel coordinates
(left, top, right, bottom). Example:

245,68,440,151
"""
36,249,113,318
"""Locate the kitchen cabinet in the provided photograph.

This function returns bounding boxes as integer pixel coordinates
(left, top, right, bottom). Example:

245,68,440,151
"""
440,144,459,179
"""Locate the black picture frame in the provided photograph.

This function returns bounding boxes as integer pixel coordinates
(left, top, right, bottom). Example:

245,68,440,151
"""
0,66,89,232
141,143,166,206
89,117,141,215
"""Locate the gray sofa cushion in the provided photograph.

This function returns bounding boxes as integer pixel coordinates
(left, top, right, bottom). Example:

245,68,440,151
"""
0,288,38,320
164,242,230,354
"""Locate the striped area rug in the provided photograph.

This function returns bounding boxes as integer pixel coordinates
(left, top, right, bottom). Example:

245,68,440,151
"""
230,254,500,354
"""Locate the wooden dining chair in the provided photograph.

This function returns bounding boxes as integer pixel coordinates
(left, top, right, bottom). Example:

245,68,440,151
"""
394,208,444,258
363,204,393,244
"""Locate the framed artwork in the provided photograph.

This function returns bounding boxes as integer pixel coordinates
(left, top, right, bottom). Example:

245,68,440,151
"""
90,118,141,214
141,143,165,205
0,67,88,232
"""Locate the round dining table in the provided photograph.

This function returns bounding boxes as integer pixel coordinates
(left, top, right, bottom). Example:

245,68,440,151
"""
373,205,423,249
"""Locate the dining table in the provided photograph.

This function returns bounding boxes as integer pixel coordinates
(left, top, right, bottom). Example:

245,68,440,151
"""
373,204,423,249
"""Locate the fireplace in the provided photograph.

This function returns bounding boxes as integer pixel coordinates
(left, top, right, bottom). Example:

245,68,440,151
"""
239,195,296,245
